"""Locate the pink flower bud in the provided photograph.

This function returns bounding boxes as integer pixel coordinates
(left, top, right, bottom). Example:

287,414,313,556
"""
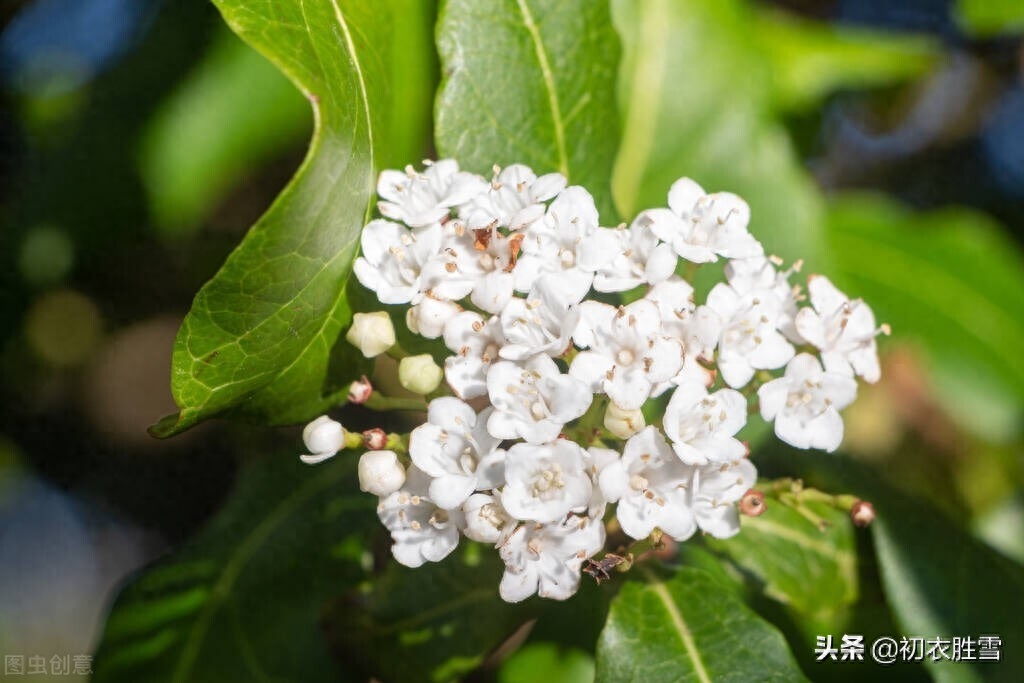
850,500,876,528
739,489,767,517
348,375,372,404
362,428,387,450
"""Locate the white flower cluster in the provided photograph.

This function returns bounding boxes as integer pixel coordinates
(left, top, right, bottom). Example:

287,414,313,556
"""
310,160,887,603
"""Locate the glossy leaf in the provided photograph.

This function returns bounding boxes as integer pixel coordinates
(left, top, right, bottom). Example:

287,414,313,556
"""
826,194,1024,427
595,567,810,682
499,643,595,683
435,0,622,219
327,547,536,682
753,10,937,113
92,455,375,683
706,499,858,623
610,0,826,267
140,28,311,237
154,0,431,437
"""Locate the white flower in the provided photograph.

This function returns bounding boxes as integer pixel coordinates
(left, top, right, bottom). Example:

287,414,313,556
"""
358,450,406,496
584,446,621,519
691,458,758,539
487,355,591,444
498,279,578,360
640,177,763,263
593,218,678,293
398,354,444,396
501,440,593,523
795,275,885,383
644,277,720,387
377,467,462,568
460,164,566,230
442,311,505,399
569,299,682,410
353,220,446,304
706,281,795,388
599,426,696,541
301,415,345,465
377,159,488,228
514,186,619,303
662,381,748,465
758,353,858,452
445,223,520,314
409,398,505,509
462,493,514,544
498,515,605,602
406,296,462,339
725,255,804,344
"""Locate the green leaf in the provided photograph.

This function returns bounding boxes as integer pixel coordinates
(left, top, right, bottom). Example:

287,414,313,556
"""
435,0,622,219
957,0,1024,36
753,10,938,113
610,0,826,267
155,0,430,437
595,567,810,682
705,499,858,625
871,482,1024,683
92,455,376,683
326,546,536,683
825,194,1024,428
140,28,311,237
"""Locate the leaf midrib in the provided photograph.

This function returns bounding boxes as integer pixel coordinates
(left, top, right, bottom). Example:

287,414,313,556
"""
642,568,712,683
515,0,569,177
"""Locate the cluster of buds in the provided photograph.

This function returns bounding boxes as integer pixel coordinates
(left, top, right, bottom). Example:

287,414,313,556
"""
301,160,887,602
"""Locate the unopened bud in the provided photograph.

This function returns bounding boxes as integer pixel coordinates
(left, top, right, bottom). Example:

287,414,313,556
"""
301,415,344,465
358,450,406,496
348,375,373,404
406,298,461,339
850,500,876,527
345,312,396,358
739,489,766,517
398,354,443,395
362,428,387,450
604,402,646,439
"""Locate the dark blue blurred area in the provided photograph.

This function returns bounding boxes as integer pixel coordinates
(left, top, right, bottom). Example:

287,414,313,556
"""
837,0,957,38
1,0,160,92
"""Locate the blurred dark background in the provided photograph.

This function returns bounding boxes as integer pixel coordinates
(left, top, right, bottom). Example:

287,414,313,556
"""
1,0,1022,671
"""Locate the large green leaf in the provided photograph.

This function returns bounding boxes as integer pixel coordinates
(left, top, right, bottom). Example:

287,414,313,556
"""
140,28,311,237
154,0,432,437
326,547,536,682
435,0,622,220
92,455,376,683
610,0,825,267
706,499,858,625
595,567,809,682
872,484,1024,683
826,194,1024,435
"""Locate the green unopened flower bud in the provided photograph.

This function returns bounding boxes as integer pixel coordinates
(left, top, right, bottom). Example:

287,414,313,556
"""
398,354,443,395
604,402,645,439
345,312,396,358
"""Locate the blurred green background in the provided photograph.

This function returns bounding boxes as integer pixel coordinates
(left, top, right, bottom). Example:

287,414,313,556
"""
0,0,1022,681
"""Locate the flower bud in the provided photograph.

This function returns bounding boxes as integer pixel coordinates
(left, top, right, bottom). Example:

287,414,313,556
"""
348,375,373,404
362,427,387,451
604,402,646,439
301,415,344,465
850,500,876,528
406,298,461,339
345,312,396,358
358,450,406,496
739,489,766,517
398,354,443,395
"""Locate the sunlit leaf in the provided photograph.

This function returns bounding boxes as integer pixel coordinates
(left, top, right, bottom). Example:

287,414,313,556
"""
957,0,1024,36
595,566,809,682
435,0,622,219
154,0,432,436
